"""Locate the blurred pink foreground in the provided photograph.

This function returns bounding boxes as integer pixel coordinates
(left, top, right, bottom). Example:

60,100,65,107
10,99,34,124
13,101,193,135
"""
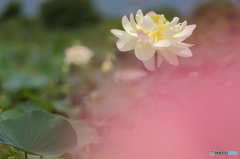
90,42,240,159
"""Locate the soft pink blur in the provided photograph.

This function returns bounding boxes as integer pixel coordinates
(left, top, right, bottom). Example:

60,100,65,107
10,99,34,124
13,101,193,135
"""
88,4,240,157
89,42,240,159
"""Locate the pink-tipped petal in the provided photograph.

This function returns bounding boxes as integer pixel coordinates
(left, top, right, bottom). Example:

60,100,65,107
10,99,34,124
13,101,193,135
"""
152,39,171,50
179,48,192,57
110,29,132,40
167,46,192,57
142,54,163,71
146,11,156,16
135,42,156,61
167,46,185,54
158,49,179,66
116,39,137,52
136,30,152,42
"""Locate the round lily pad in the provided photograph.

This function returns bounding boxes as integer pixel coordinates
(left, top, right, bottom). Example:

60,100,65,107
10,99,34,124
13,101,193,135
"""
0,110,77,156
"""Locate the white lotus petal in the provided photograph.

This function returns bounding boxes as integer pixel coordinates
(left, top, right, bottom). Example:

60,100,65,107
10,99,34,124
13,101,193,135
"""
151,39,171,50
110,29,133,40
167,46,192,57
162,29,175,37
142,54,162,71
135,42,156,60
179,48,192,57
136,10,143,24
136,30,152,42
116,39,137,52
158,49,179,66
130,13,137,31
174,24,196,38
122,15,135,35
146,11,156,16
172,42,194,48
142,16,158,33
174,36,189,42
179,21,187,32
167,46,185,53
163,17,179,27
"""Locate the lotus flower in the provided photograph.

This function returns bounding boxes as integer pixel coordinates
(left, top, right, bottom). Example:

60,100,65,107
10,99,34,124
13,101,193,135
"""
64,45,93,66
111,10,196,71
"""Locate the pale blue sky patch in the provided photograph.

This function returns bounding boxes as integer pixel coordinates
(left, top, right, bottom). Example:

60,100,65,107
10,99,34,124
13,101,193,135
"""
0,0,238,18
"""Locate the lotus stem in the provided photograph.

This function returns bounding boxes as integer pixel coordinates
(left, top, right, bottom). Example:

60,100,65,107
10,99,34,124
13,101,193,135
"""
40,156,43,159
154,52,158,108
25,152,27,159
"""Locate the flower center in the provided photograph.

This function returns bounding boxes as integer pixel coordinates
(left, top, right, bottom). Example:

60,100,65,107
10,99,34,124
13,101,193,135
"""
149,14,168,25
149,15,161,24
148,14,169,42
137,14,170,42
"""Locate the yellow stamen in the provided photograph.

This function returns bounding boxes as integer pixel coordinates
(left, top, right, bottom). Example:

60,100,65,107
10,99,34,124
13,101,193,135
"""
138,14,169,42
149,14,162,25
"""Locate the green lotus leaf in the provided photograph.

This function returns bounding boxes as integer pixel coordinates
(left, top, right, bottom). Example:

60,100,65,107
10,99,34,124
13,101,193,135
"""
0,106,25,120
0,110,77,157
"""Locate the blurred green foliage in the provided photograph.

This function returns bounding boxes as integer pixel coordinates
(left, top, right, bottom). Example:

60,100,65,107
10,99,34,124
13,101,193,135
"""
0,145,24,159
1,0,240,158
40,0,101,28
0,10,119,114
0,4,184,116
0,2,21,21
